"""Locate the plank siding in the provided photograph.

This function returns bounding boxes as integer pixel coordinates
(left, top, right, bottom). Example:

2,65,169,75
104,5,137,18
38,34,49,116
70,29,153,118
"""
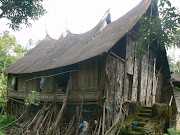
7,57,105,102
140,52,149,104
132,57,140,101
105,55,125,123
145,53,154,106
126,35,135,75
73,57,105,92
155,73,163,103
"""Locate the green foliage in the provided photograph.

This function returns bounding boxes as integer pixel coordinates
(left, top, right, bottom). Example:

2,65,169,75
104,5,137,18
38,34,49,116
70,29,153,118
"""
167,128,179,135
174,86,180,91
167,55,174,71
0,115,15,129
0,94,8,108
0,31,25,92
167,55,180,77
0,130,4,135
173,29,180,48
136,0,180,57
25,91,40,106
0,0,46,30
0,31,25,110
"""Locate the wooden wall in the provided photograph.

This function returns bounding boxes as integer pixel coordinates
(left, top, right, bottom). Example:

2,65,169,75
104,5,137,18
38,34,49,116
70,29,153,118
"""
71,57,105,92
105,55,125,123
104,32,165,124
7,56,105,102
124,33,163,106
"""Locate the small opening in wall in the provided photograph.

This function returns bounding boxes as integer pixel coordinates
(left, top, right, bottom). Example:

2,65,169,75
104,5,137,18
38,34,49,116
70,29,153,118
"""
14,77,18,90
56,73,70,93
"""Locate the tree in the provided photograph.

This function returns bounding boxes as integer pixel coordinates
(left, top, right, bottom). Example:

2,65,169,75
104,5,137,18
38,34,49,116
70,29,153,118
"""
0,31,25,92
173,29,180,48
0,0,46,30
167,55,180,77
167,55,174,72
136,0,180,56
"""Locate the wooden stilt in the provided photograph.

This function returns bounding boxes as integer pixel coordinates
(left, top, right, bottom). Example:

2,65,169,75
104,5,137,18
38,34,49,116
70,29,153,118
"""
102,102,106,135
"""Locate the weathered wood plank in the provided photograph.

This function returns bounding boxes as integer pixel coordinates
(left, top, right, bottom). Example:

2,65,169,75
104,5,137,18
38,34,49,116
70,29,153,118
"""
140,52,149,104
7,88,103,102
132,57,140,101
105,55,125,123
145,53,154,106
126,35,135,75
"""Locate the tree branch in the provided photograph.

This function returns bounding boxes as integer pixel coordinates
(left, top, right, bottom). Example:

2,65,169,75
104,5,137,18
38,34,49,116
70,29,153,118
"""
0,11,4,18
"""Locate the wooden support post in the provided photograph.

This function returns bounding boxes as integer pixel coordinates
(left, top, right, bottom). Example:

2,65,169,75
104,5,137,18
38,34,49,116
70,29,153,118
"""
93,117,99,135
75,100,83,135
105,122,118,135
152,58,156,104
106,90,110,129
76,105,80,120
97,117,102,135
47,78,71,135
102,102,106,135
52,80,70,135
65,115,75,135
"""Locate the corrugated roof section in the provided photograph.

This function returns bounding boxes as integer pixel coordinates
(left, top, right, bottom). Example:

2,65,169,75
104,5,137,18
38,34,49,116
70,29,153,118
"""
3,0,150,74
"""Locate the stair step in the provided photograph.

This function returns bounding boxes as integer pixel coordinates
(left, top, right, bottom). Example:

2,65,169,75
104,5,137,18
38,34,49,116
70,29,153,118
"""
120,131,144,135
138,113,151,118
140,109,152,113
142,106,152,110
132,127,144,132
135,116,150,122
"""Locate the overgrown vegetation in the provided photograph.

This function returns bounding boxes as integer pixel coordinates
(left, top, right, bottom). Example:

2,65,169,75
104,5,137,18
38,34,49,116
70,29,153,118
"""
0,31,26,116
0,115,15,128
0,90,40,134
0,115,16,134
0,31,25,91
25,91,40,106
174,86,180,91
136,0,180,57
167,54,180,77
164,128,180,135
0,91,7,108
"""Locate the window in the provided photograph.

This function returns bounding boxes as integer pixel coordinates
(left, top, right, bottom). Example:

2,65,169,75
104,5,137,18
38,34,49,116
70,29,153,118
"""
55,73,70,93
14,77,18,90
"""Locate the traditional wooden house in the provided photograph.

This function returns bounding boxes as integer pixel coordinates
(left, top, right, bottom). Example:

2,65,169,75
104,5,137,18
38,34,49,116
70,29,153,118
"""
2,0,171,133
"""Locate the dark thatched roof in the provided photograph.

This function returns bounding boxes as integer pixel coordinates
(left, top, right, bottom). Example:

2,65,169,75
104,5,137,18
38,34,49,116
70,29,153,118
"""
3,0,150,74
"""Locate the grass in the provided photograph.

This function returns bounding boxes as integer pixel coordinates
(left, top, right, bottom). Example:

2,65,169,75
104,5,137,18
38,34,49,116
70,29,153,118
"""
0,115,15,128
0,130,4,135
0,115,16,135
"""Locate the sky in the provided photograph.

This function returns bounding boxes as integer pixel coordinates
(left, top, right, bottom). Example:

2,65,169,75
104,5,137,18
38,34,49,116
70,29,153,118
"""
0,0,180,61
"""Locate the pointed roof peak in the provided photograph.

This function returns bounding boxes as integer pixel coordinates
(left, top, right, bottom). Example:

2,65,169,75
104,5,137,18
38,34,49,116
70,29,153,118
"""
58,33,64,40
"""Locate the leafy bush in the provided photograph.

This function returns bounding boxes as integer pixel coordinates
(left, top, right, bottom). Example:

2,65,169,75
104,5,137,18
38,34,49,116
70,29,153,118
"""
0,91,8,108
25,91,40,106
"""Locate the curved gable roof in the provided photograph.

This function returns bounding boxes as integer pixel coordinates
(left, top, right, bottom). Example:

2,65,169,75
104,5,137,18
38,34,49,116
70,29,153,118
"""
3,0,150,74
